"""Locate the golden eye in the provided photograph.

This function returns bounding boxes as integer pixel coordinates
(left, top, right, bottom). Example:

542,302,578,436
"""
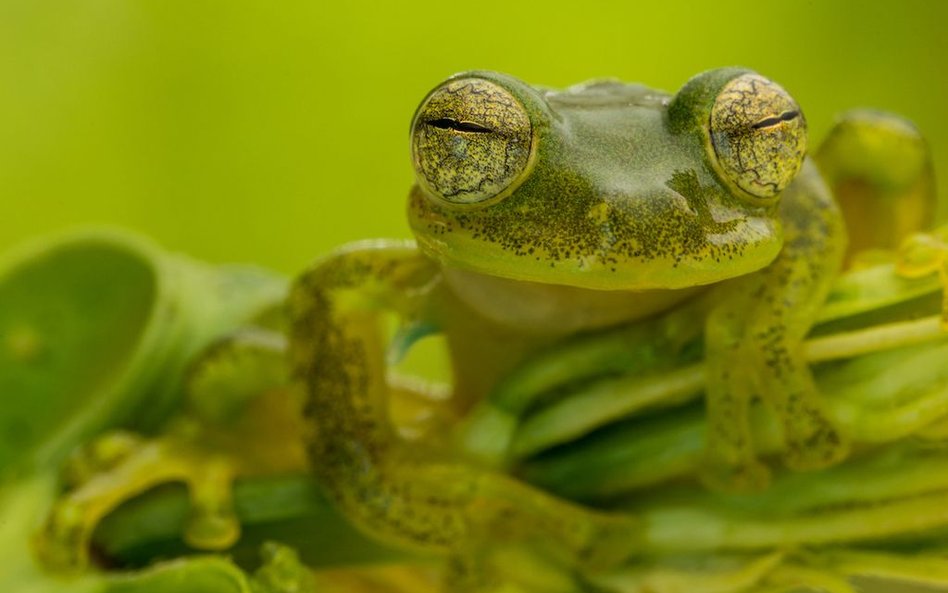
709,74,807,199
411,78,534,206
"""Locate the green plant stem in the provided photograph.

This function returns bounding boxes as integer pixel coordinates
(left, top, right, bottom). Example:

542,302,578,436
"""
513,314,948,460
93,474,416,570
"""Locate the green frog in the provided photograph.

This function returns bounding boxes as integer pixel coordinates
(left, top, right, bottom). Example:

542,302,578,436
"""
286,67,938,582
37,68,937,590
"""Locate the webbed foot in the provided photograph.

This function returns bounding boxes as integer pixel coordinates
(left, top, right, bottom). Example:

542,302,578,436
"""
701,456,772,493
779,398,849,471
36,328,296,572
35,424,240,572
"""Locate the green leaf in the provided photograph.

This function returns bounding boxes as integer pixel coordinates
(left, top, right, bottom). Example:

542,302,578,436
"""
0,229,286,481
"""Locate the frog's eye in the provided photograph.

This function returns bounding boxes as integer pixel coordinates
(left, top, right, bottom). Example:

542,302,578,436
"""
411,78,535,206
708,74,807,200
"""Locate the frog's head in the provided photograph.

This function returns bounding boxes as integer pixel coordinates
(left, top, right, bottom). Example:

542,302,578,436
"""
407,68,807,290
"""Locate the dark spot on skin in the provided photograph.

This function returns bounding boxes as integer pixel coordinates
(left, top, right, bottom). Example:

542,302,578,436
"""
410,168,752,274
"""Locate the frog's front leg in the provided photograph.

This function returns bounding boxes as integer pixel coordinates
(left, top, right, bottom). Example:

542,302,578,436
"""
288,241,639,584
704,162,849,489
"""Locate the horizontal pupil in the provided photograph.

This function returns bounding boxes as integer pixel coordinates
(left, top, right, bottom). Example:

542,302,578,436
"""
425,118,493,134
751,110,800,130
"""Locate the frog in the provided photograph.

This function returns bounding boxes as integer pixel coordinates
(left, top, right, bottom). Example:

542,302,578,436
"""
288,65,941,552
35,68,938,591
298,67,839,495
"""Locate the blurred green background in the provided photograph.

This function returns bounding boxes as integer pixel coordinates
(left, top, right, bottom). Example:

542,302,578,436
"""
2,0,946,274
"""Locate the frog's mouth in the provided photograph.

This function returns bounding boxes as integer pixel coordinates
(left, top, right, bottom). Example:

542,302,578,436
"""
407,184,782,291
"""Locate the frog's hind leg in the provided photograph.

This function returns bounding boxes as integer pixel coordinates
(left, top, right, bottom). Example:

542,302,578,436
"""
814,109,936,262
288,243,640,584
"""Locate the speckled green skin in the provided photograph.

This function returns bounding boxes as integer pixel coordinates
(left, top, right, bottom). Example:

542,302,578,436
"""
409,69,792,290
288,243,640,584
287,68,848,576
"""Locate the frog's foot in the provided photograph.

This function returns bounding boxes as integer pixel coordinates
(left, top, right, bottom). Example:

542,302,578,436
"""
445,542,620,593
252,542,319,593
35,426,240,573
701,455,771,493
752,331,849,476
752,327,850,472
702,322,849,489
60,430,143,488
702,409,772,493
778,394,849,471
897,227,948,329
701,322,773,492
703,371,843,490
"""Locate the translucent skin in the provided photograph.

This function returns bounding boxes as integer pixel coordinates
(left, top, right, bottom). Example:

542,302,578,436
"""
408,70,790,291
288,67,850,576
